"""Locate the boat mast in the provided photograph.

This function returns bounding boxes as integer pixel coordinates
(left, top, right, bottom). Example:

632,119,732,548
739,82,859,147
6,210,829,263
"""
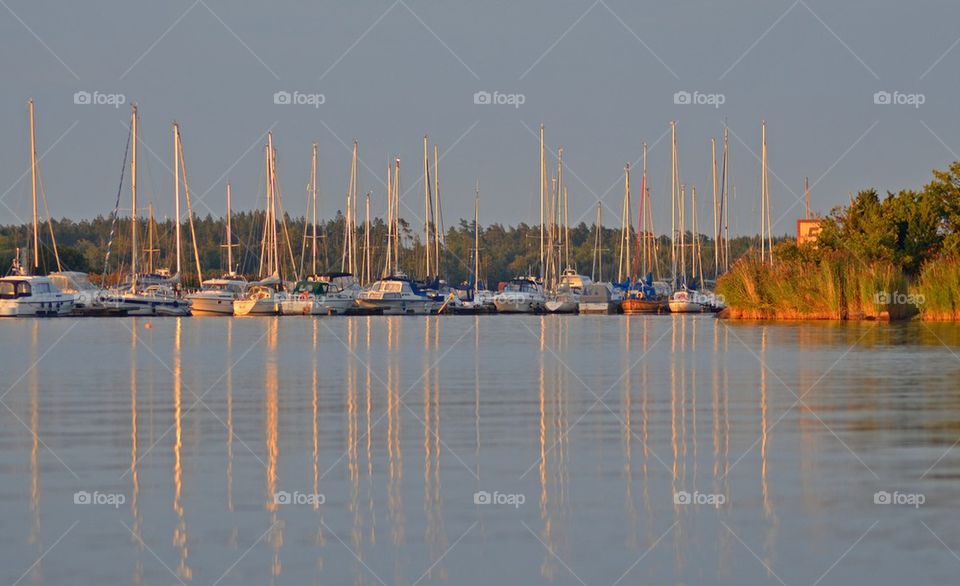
618,162,631,282
28,99,39,272
679,184,686,287
145,202,157,273
539,123,545,280
225,183,234,273
434,143,442,277
173,123,182,277
175,124,203,285
639,144,647,277
670,121,677,290
311,143,318,275
760,120,773,265
722,126,730,273
423,135,432,278
363,192,371,285
712,138,719,279
474,181,480,289
130,104,138,292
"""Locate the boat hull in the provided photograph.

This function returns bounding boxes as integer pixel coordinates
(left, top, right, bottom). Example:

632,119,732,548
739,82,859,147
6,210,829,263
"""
233,297,279,316
188,296,235,316
0,298,74,317
622,298,666,314
493,296,545,313
279,297,355,316
578,302,618,315
668,300,703,313
545,298,579,314
355,298,441,315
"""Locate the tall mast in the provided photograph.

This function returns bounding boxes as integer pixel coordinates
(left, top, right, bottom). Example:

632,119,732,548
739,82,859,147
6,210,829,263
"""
393,157,401,273
363,192,370,284
539,123,545,279
311,143,318,275
670,121,677,289
679,184,686,287
556,147,565,270
267,132,277,276
722,126,730,273
434,143,442,277
226,183,234,273
130,104,138,291
173,123,182,277
474,181,480,289
712,138,719,278
423,134,432,277
146,202,153,273
640,143,648,276
28,99,39,271
804,176,811,219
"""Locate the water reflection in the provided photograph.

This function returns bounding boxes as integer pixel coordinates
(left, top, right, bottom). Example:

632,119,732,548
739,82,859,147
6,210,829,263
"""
7,318,960,585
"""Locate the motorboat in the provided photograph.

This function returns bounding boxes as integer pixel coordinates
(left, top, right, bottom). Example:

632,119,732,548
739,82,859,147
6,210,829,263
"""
0,274,75,317
493,277,546,314
48,271,130,316
233,276,285,316
545,269,591,314
187,275,248,316
578,282,621,314
279,276,356,315
357,275,443,315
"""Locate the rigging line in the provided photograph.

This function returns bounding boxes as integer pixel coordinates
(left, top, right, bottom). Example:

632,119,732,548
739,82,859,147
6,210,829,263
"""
103,125,133,286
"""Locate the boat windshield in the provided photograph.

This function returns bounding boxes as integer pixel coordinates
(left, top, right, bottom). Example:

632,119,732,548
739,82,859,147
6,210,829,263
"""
504,280,535,293
293,281,329,295
0,281,17,299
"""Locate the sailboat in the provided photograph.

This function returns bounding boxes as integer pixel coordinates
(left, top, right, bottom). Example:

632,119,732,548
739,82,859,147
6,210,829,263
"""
668,122,703,314
623,145,668,314
495,123,549,314
546,149,591,313
579,202,619,314
116,112,191,316
234,133,295,316
280,143,356,315
448,182,496,314
0,102,75,317
357,155,443,315
188,183,248,315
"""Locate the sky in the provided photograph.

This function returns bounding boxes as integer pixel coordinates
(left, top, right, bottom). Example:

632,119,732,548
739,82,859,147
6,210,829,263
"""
1,0,958,238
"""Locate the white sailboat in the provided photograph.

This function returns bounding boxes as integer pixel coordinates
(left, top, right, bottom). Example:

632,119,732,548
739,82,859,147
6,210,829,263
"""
114,108,190,316
234,132,293,316
667,122,703,314
188,183,248,315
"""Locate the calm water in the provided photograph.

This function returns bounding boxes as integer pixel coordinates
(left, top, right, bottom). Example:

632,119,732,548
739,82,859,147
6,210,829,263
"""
2,316,960,585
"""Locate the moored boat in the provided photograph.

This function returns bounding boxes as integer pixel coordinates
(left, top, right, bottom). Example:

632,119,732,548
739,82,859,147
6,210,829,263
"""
357,275,443,315
578,282,620,314
494,277,546,313
0,273,74,317
187,275,248,315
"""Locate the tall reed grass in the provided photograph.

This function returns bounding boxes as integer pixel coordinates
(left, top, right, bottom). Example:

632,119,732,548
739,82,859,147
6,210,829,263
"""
717,251,912,320
917,256,960,320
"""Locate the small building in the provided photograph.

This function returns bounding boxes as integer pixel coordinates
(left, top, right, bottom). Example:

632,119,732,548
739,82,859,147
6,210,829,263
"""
797,219,822,246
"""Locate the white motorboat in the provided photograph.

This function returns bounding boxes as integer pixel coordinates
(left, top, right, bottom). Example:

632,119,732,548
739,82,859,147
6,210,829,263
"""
233,277,285,316
279,277,355,315
357,276,443,315
546,269,591,314
0,274,75,317
493,277,546,313
49,271,131,316
187,275,248,316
